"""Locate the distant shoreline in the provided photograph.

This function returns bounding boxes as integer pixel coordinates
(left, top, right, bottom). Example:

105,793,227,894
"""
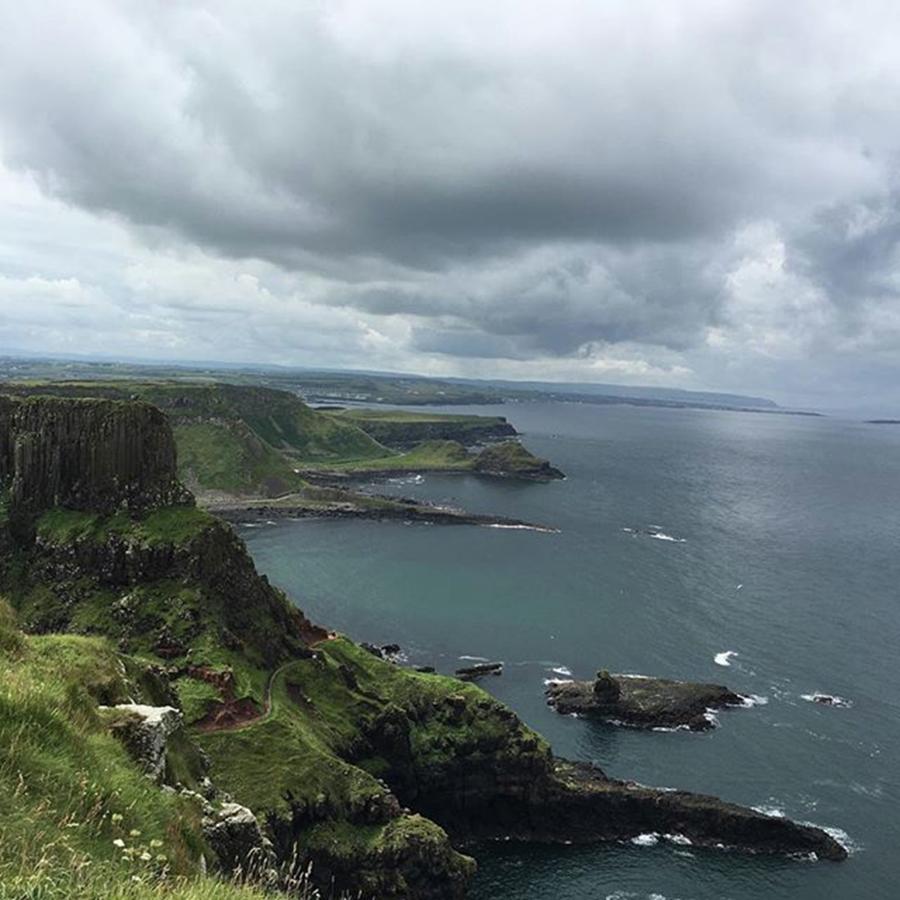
211,499,558,533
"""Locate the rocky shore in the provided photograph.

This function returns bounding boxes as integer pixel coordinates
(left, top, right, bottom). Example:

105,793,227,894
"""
547,669,746,731
0,395,848,900
207,494,558,532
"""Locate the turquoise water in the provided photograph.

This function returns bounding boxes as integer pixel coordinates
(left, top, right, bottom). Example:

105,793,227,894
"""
242,403,900,900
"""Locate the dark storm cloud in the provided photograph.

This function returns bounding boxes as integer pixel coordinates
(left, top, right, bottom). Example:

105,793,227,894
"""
3,0,900,402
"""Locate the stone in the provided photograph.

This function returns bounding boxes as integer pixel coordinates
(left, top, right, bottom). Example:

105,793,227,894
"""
203,802,277,883
103,703,183,782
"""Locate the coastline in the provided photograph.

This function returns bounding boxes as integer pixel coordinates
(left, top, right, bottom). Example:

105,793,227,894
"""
205,493,559,533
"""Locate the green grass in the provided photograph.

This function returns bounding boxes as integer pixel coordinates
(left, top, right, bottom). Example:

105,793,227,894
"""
0,599,292,899
175,421,304,497
200,637,550,817
324,440,474,474
472,439,551,473
0,602,212,892
327,409,515,450
174,679,221,724
35,506,215,547
3,381,390,497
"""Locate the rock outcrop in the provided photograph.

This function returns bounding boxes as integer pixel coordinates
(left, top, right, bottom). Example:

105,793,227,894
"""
472,440,564,480
0,395,189,526
0,394,847,900
103,703,184,782
548,671,745,731
204,802,278,883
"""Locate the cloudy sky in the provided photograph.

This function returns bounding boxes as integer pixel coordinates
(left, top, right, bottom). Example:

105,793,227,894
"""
2,1,900,409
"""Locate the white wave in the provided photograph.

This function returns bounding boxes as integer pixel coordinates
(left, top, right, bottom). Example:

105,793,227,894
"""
239,522,263,528
801,692,853,708
738,693,769,708
798,822,860,855
651,724,691,733
714,650,738,667
736,583,743,590
630,833,659,847
484,522,560,533
703,709,720,727
544,677,574,686
647,531,686,543
664,833,693,846
458,655,489,662
551,665,573,676
822,826,859,855
753,805,786,818
388,474,425,485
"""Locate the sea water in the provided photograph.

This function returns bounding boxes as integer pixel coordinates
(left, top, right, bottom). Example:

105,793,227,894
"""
242,402,900,899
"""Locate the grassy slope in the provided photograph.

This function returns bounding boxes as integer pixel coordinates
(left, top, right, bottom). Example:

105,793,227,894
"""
201,635,549,817
0,599,271,900
35,505,215,545
4,505,294,708
317,440,473,473
4,381,556,489
2,382,389,496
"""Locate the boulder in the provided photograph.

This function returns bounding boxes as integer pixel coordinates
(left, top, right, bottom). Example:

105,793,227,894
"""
104,703,183,781
203,802,277,884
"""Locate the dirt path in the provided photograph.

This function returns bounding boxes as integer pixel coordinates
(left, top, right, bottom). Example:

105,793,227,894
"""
195,660,294,734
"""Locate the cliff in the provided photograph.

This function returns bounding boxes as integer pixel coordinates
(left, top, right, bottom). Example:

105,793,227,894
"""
472,440,564,480
0,395,189,523
328,408,518,449
0,396,846,900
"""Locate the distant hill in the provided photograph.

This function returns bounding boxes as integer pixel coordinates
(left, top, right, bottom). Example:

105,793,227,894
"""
1,355,781,412
464,378,778,409
1,382,387,497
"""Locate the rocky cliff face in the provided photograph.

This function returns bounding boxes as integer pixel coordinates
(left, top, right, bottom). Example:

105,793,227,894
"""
0,393,847,899
0,395,189,523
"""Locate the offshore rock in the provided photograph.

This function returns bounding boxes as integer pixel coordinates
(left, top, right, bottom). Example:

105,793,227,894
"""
548,671,744,731
455,662,503,680
537,761,848,861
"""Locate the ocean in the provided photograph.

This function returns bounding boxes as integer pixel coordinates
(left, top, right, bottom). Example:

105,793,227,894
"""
241,401,900,900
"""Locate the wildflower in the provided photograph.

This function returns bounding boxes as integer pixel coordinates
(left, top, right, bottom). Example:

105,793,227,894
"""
149,839,163,848
112,838,125,848
129,829,141,837
156,854,167,863
111,813,123,824
140,852,152,862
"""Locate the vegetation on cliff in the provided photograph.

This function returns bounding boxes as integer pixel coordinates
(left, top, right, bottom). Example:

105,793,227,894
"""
0,396,846,899
3,383,564,496
0,598,267,900
326,408,517,449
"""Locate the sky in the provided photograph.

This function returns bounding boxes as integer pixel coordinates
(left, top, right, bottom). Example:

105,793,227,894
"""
2,1,900,410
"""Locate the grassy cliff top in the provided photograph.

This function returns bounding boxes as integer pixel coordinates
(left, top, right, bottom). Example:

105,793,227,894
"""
0,599,259,900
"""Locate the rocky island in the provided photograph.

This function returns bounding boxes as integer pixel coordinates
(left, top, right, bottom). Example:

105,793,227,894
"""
547,669,747,731
0,395,846,899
